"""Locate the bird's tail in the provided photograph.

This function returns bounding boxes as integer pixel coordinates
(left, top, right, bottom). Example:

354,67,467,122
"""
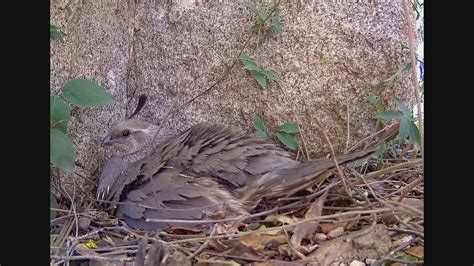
240,148,376,203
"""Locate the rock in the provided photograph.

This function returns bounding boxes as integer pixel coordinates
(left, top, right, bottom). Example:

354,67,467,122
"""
309,224,392,265
314,233,328,241
51,1,413,186
349,260,366,266
78,217,91,231
328,226,344,239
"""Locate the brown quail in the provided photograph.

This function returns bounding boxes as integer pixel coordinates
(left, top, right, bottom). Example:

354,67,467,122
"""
97,117,374,231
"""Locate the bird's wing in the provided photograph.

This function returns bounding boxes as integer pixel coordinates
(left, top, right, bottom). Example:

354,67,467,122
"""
114,165,244,231
155,123,298,188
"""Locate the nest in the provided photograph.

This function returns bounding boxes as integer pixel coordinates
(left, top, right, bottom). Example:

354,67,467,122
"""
50,123,424,265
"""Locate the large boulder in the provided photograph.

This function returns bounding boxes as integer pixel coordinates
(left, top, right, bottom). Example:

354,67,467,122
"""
50,0,413,186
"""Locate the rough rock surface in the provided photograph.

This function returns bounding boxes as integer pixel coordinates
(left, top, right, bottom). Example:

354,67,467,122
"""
50,0,413,186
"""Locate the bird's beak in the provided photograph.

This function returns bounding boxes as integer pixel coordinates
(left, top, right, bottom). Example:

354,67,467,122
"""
101,135,112,147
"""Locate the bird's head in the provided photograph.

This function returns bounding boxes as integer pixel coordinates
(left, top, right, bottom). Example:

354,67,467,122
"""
101,119,159,157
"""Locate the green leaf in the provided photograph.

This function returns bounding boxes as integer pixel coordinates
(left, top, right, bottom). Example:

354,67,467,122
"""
257,7,268,21
367,94,380,105
395,98,412,117
375,63,412,92
400,43,409,51
394,252,419,263
243,2,258,13
399,117,410,145
376,110,404,121
408,120,421,148
50,24,63,41
373,141,387,159
244,64,263,71
347,144,381,168
252,114,267,132
51,129,75,171
402,62,413,72
278,122,300,133
50,192,58,221
375,80,390,91
86,239,98,249
50,96,70,133
347,157,370,168
251,22,263,33
254,130,268,140
252,71,267,89
62,79,114,108
276,131,299,150
240,52,255,65
240,52,258,70
262,69,278,81
270,12,282,34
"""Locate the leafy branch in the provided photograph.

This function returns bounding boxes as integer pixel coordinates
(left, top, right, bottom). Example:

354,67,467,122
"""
240,52,281,90
244,0,282,37
50,79,115,171
252,114,300,150
374,62,412,92
376,99,421,149
50,24,64,41
50,25,115,171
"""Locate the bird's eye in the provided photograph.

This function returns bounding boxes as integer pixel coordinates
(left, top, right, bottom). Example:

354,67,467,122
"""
121,129,131,137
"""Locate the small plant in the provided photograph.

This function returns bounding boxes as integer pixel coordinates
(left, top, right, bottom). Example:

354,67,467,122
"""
50,191,58,221
51,79,115,171
51,25,115,171
252,114,269,139
358,61,420,166
276,122,300,150
366,62,412,129
50,24,63,41
376,99,421,149
411,0,424,20
240,52,281,90
373,62,412,92
244,0,281,37
252,114,300,150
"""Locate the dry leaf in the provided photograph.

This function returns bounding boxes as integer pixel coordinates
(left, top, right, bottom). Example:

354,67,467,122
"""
314,233,327,241
327,227,344,239
239,229,288,251
196,259,240,266
335,213,361,230
78,217,91,231
102,235,116,246
392,235,413,246
400,197,424,211
168,227,204,235
211,223,242,250
405,245,424,259
321,223,336,234
309,224,392,265
94,218,119,227
265,214,300,225
75,243,99,256
278,244,291,256
290,190,328,252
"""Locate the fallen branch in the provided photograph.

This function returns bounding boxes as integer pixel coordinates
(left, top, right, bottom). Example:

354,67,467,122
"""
51,255,134,262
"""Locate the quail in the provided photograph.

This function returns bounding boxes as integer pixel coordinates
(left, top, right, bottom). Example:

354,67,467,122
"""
97,98,374,231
